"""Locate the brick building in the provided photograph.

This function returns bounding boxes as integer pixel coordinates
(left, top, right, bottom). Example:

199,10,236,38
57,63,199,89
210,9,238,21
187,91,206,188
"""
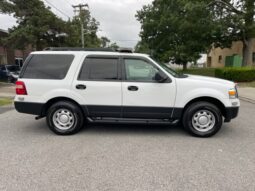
207,39,255,68
0,29,31,66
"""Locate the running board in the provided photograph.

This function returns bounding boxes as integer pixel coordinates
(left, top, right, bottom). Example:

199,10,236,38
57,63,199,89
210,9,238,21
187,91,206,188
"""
87,117,179,125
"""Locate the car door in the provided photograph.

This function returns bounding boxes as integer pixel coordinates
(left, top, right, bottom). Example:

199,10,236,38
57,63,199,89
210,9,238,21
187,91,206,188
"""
73,55,122,118
121,57,176,119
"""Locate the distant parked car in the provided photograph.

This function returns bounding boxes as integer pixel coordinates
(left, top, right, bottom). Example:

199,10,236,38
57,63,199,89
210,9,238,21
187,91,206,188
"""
0,65,21,83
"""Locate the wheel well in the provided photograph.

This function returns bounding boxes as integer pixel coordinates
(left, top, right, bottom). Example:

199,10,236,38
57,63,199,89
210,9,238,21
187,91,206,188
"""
184,97,226,118
42,97,86,116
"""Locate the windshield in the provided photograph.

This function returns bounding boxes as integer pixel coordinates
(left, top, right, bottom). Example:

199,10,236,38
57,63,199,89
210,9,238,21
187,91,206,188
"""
150,57,181,77
6,65,20,72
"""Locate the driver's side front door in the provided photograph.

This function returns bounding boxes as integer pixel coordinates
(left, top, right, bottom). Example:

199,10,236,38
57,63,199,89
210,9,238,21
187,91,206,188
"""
121,57,176,119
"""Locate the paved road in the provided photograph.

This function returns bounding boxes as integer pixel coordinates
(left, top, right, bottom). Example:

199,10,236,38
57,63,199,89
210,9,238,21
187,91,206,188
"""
0,101,255,191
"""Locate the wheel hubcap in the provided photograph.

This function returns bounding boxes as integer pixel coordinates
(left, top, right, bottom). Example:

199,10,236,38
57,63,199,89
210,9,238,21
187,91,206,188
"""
192,110,216,132
52,109,75,130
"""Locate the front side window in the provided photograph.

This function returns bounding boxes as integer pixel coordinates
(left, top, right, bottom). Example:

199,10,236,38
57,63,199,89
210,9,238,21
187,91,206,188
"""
78,57,118,81
124,59,159,82
21,54,74,79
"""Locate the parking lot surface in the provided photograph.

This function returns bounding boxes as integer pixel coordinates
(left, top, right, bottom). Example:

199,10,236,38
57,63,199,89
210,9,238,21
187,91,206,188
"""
0,101,255,191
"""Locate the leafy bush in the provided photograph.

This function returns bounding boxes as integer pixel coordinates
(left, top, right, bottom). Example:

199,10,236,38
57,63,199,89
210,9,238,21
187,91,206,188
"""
215,67,255,82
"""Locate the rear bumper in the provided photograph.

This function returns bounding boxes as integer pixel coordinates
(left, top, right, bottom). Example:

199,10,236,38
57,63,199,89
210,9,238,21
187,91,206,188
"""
224,107,239,122
14,101,44,116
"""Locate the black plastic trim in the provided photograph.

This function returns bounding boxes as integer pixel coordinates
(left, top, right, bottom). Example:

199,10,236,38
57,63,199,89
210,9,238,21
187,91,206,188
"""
14,101,44,116
224,107,239,122
122,106,173,119
85,105,121,118
171,108,183,119
14,102,182,119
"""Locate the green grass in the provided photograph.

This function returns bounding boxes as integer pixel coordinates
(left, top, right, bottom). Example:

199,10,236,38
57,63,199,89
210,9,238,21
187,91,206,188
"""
238,81,255,88
0,98,13,106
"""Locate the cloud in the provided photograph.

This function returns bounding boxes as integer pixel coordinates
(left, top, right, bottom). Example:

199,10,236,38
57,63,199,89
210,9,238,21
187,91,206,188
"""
0,0,153,48
0,14,16,30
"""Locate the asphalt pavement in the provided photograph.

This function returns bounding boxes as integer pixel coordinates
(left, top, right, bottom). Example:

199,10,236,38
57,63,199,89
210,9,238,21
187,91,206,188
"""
0,101,255,191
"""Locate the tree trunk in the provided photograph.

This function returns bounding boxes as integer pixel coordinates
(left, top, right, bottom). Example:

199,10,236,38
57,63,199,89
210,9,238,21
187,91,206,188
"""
183,62,187,70
242,38,253,66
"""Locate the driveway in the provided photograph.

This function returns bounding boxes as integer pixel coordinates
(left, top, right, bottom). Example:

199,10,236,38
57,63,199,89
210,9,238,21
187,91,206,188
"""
0,100,254,190
0,83,15,98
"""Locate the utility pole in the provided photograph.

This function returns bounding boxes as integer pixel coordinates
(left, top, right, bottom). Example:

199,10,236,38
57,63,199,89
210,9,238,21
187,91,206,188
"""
72,4,89,48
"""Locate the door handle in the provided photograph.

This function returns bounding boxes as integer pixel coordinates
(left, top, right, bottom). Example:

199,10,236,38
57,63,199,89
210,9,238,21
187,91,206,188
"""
128,86,138,91
76,84,86,90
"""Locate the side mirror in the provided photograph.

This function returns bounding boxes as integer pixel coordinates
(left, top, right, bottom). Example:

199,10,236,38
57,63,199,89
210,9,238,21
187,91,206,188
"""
154,72,167,83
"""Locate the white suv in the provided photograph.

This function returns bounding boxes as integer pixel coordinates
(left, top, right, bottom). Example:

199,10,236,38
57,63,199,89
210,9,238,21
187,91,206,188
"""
14,48,240,137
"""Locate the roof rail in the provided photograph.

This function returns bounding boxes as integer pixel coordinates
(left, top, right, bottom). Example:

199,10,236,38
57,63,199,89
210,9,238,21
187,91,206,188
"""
43,47,133,53
43,47,116,52
117,47,133,53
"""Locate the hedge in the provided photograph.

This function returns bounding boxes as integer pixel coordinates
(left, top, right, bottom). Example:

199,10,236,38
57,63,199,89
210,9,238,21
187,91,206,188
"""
183,68,216,77
215,67,255,82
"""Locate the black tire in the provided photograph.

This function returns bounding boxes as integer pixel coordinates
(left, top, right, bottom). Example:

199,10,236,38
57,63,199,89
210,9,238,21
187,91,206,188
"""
46,101,84,135
182,101,223,137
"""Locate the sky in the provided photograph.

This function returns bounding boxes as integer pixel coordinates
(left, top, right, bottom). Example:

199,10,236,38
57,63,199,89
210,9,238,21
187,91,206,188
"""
0,0,153,48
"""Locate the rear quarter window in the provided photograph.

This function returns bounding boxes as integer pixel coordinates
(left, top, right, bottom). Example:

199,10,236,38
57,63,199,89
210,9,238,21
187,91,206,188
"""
21,54,74,79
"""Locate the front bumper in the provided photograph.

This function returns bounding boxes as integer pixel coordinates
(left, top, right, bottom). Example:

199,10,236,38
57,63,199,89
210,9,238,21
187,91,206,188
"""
224,107,239,122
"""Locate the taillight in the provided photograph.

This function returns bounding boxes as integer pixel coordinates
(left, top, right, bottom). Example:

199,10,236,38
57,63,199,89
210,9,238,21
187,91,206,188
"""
15,81,27,95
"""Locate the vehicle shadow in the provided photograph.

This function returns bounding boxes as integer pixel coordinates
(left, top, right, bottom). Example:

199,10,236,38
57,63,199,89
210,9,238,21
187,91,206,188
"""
81,123,188,137
32,118,234,138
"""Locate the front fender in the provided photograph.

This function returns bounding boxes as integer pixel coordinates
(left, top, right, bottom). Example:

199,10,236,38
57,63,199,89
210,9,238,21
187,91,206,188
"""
175,88,229,108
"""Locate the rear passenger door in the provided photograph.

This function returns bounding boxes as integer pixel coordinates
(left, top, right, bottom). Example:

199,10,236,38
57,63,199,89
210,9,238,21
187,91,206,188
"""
73,55,122,117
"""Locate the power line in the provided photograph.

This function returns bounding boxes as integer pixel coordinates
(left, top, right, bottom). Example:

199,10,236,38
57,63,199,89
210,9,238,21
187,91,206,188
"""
113,39,140,42
43,0,70,19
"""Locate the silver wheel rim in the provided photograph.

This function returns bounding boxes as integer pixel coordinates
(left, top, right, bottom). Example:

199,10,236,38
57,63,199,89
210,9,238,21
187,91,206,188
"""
52,109,75,131
192,110,216,132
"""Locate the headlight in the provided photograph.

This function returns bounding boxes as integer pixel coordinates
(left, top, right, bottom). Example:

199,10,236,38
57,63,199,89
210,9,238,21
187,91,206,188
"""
229,86,238,99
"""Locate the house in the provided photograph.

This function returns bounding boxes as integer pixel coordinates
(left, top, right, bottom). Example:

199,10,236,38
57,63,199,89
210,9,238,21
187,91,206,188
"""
0,29,31,66
207,39,255,67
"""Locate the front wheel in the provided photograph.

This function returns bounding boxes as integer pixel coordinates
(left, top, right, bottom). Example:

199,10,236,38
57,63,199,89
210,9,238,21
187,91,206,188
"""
46,101,84,135
182,101,223,137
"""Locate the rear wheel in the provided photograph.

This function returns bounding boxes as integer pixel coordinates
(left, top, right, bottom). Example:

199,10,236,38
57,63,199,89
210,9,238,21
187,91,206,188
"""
46,101,84,135
182,101,223,137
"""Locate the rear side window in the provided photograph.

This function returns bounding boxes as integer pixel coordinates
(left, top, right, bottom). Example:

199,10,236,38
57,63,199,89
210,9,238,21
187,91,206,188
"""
21,54,74,79
78,57,118,81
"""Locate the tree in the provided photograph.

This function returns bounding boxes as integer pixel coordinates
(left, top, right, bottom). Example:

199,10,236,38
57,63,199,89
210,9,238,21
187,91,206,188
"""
108,42,119,50
137,0,255,68
0,0,105,49
0,0,68,50
136,0,215,69
100,36,110,48
134,41,150,54
209,0,255,66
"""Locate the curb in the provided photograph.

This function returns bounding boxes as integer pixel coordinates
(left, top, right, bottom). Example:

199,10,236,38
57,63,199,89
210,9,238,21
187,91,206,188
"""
239,96,255,104
0,94,15,98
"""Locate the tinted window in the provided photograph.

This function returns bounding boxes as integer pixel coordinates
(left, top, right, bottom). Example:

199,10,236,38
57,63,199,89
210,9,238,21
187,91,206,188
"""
79,58,118,81
124,59,159,82
22,54,74,79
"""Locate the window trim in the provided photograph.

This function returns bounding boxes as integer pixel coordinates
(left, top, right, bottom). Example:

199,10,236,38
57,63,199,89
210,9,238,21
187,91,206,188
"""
77,55,121,82
120,56,171,83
